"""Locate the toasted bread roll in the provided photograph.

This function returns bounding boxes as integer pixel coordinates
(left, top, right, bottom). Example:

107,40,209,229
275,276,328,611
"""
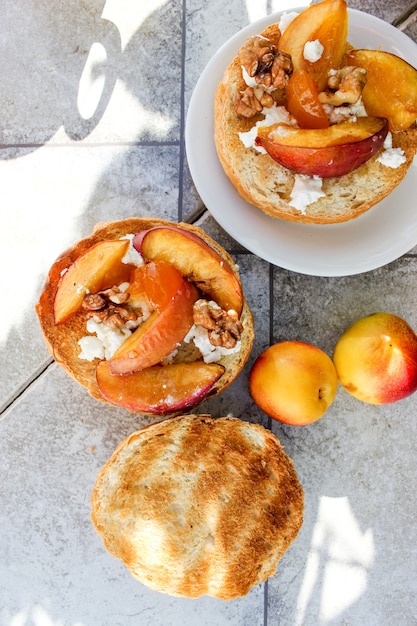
36,218,254,416
91,414,304,599
214,25,417,224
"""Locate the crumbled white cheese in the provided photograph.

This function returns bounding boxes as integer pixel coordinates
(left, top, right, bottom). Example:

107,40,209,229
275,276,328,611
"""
289,175,325,214
278,11,299,34
377,132,406,168
120,234,144,267
184,324,241,364
78,318,132,361
322,98,367,125
303,40,324,63
239,105,296,153
78,290,152,361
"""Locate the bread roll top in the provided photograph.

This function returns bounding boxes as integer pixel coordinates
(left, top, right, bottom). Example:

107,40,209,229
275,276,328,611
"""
91,414,304,600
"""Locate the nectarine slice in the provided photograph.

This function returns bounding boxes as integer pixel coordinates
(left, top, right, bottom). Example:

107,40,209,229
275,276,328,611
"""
109,278,199,375
129,261,185,309
346,49,417,131
256,117,388,177
278,0,348,91
96,360,225,413
53,239,130,325
286,69,329,129
133,226,243,315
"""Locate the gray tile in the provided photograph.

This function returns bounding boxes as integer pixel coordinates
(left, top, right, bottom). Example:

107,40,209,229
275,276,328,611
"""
267,388,417,625
0,0,182,144
272,256,417,356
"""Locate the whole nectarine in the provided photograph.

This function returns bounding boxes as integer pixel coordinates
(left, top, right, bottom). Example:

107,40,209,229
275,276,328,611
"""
333,312,417,404
249,341,338,425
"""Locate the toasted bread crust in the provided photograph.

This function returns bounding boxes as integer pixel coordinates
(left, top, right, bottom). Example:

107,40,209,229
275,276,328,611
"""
214,26,417,224
36,218,254,415
91,414,304,599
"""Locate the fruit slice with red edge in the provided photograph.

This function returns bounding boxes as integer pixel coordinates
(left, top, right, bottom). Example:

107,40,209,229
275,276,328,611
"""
278,0,348,92
133,226,243,316
53,239,130,325
346,49,417,132
255,117,389,178
109,277,199,375
96,360,225,413
286,69,329,129
128,260,185,309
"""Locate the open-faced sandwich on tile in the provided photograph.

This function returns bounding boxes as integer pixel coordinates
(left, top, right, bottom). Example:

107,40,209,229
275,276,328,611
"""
36,218,254,416
214,0,417,223
91,414,304,599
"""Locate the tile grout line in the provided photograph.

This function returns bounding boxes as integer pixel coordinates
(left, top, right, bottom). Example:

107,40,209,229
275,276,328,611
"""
0,140,181,150
178,0,187,223
0,359,54,417
391,2,417,29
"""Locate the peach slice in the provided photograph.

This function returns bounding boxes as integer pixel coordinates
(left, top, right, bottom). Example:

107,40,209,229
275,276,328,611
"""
133,226,243,315
256,117,388,177
278,0,348,92
109,277,199,375
286,69,329,129
53,239,130,325
129,261,185,309
96,360,225,413
346,49,417,132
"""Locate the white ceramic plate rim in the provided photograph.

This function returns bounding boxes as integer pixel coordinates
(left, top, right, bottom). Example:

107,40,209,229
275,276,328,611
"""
185,7,417,277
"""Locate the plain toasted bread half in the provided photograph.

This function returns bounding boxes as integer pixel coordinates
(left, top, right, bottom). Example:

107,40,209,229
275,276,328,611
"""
214,25,417,224
91,414,304,599
36,218,254,416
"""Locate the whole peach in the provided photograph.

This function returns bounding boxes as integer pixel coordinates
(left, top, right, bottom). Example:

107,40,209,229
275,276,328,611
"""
249,341,338,426
333,312,417,404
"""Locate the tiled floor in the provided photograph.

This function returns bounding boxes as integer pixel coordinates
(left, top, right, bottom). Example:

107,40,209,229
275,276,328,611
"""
1,1,417,625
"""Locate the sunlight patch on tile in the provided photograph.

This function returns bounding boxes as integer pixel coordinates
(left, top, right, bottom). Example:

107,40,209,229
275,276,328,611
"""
101,80,175,140
296,496,375,624
0,145,116,346
77,42,108,121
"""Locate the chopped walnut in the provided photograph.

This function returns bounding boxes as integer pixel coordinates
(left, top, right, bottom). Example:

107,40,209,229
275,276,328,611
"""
318,66,367,106
82,293,107,311
193,299,243,349
82,286,139,329
235,35,293,118
101,287,130,305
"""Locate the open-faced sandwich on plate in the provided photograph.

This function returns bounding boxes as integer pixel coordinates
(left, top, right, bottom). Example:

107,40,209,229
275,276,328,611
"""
36,218,254,416
91,414,304,599
214,0,417,224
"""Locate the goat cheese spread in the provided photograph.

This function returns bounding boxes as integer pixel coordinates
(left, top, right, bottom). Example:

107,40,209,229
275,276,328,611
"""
377,132,406,168
120,234,144,266
184,324,241,364
278,12,299,34
289,175,326,214
239,105,296,153
78,318,132,361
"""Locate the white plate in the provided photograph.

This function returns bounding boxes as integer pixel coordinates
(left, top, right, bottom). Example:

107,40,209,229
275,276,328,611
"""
186,7,417,277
